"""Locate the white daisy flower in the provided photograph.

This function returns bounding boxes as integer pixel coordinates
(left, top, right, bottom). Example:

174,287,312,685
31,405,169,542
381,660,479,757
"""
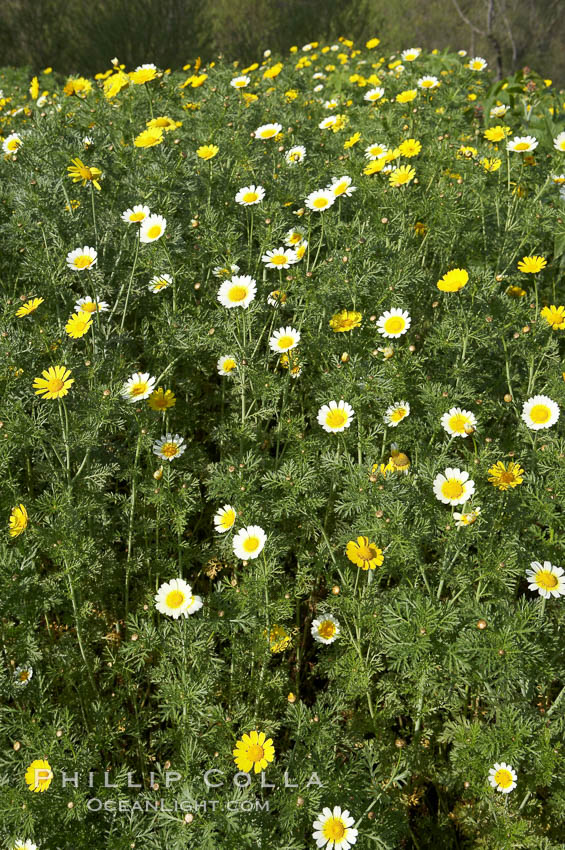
235,184,265,206
490,104,509,117
324,99,339,109
433,467,475,506
269,326,300,353
418,75,440,89
217,355,237,376
319,115,338,130
507,135,538,153
488,762,517,794
364,142,389,160
521,395,560,430
185,594,203,614
74,296,110,313
66,246,97,271
230,75,251,88
284,227,306,246
376,308,411,338
526,561,565,599
329,176,357,198
14,666,33,686
155,578,193,619
551,174,565,186
148,273,172,293
121,372,156,403
233,525,267,560
121,204,151,224
214,504,236,533
254,123,282,139
312,805,358,848
285,145,306,164
553,131,565,152
12,841,38,850
401,47,421,61
305,188,336,212
2,133,23,155
217,275,257,309
262,247,298,269
82,135,94,149
468,57,488,71
441,407,477,437
364,87,385,102
139,214,167,243
317,400,355,433
453,507,481,527
212,263,240,278
384,401,410,426
295,240,308,260
313,84,324,93
152,433,186,462
311,614,341,645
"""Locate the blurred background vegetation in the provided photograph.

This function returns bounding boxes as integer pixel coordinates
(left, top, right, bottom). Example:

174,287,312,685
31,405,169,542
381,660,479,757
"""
0,0,563,84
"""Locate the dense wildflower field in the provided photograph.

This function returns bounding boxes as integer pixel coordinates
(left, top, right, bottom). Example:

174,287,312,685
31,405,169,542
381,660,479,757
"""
2,37,565,850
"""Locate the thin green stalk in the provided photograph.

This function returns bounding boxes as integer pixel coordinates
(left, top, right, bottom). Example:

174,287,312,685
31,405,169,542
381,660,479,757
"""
58,399,71,486
119,231,140,332
125,432,143,622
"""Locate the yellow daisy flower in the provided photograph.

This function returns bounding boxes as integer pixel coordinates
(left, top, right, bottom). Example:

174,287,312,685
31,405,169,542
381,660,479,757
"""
329,309,362,332
388,165,415,187
65,310,92,339
16,298,44,317
32,365,74,400
437,268,469,292
148,387,177,410
517,255,547,274
9,504,28,538
134,128,164,148
346,536,384,570
233,731,275,774
67,158,102,191
540,305,565,330
25,759,53,792
196,144,219,160
487,461,525,491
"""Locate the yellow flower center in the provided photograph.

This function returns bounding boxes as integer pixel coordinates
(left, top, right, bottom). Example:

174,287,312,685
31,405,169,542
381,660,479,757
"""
514,142,530,151
242,192,259,203
247,744,264,762
277,335,295,349
81,302,97,312
271,254,288,266
384,316,405,334
313,197,329,208
161,442,178,458
165,590,185,609
260,128,276,138
334,182,347,195
536,571,558,590
449,414,468,433
73,254,94,269
7,139,20,151
319,621,336,639
243,536,260,552
228,285,248,302
131,383,148,397
48,377,65,392
222,359,236,372
129,211,145,221
530,404,550,423
326,409,348,429
494,769,513,789
220,510,235,529
19,671,30,681
146,225,162,239
442,479,464,499
390,408,407,422
290,152,301,160
323,817,346,840
499,470,516,484
357,545,375,561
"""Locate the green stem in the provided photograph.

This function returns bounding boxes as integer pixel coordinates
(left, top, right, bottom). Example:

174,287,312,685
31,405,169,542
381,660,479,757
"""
125,432,143,621
58,399,71,487
119,232,140,332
